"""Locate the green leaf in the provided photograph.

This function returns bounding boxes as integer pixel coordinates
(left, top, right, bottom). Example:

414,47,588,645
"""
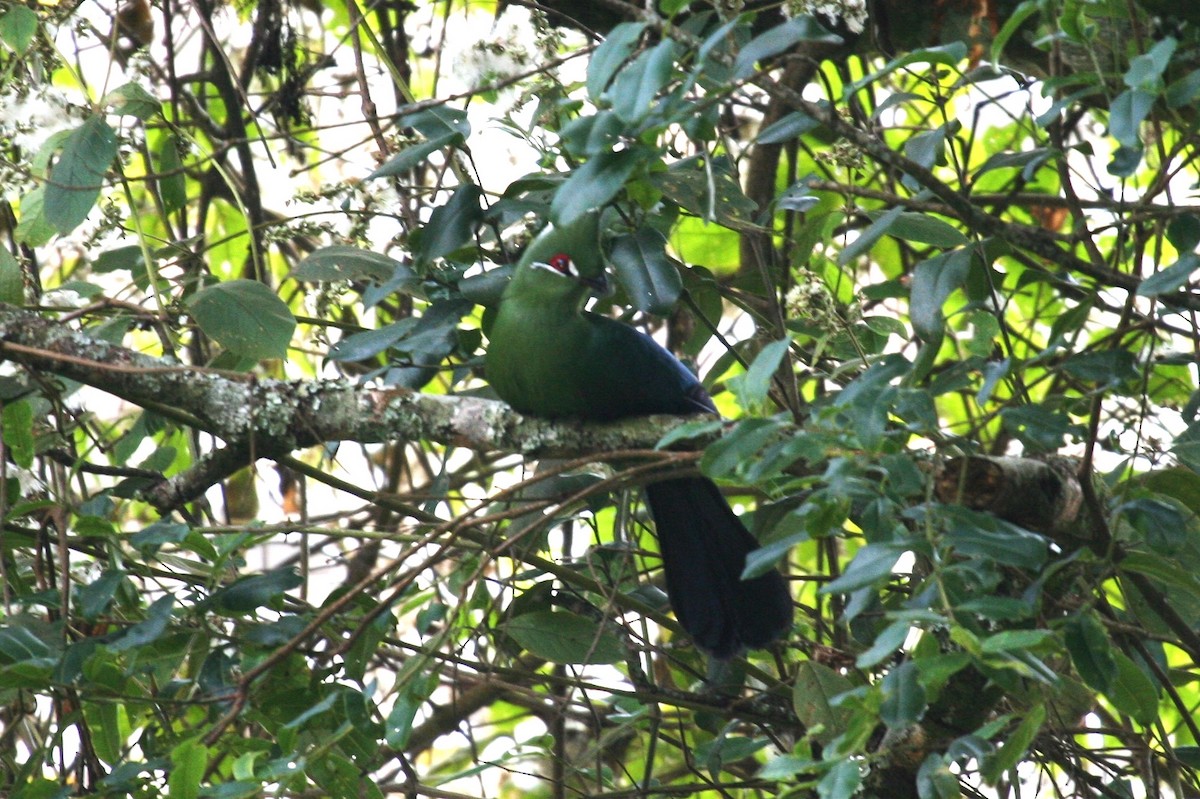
792,661,855,744
45,116,119,233
367,134,457,180
910,248,972,340
1,399,34,468
1064,612,1116,693
505,610,623,664
609,226,682,314
550,149,642,225
1118,497,1190,554
76,571,126,621
990,0,1038,64
169,737,208,799
730,337,791,410
587,22,645,100
1166,214,1200,252
733,16,842,80
1124,37,1175,90
111,594,175,651
821,543,906,596
105,83,161,119
155,135,187,213
982,703,1044,783
294,245,414,284
402,106,469,142
0,5,38,53
607,39,675,124
415,183,482,266
652,163,759,229
1061,350,1138,384
1136,252,1199,297
886,212,969,247
329,319,414,362
1108,89,1154,147
838,206,904,266
700,417,784,479
1106,650,1158,724
817,758,862,799
0,248,22,305
916,753,962,799
212,567,303,613
757,110,820,145
880,661,927,728
999,404,1074,452
187,279,296,360
856,619,911,668
935,505,1048,570
1166,68,1200,109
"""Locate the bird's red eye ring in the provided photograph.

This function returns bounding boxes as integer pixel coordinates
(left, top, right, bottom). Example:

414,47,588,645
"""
548,253,572,274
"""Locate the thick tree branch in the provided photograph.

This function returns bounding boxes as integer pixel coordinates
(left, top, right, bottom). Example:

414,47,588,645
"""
0,304,712,505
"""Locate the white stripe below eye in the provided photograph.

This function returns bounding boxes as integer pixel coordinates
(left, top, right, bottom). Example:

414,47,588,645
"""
531,260,570,277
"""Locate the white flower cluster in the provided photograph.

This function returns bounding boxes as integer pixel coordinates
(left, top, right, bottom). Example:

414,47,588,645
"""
0,85,82,155
782,0,869,35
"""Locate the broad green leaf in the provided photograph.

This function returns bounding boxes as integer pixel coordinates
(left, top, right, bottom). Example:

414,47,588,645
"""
730,337,791,410
910,248,972,340
607,39,675,124
917,753,962,799
1106,650,1158,724
733,16,842,80
848,43,968,94
414,183,482,265
156,135,187,213
169,737,208,799
856,619,911,668
295,245,414,284
128,519,190,553
1061,350,1138,384
1,399,34,468
935,505,1048,570
587,22,645,100
330,319,414,362
999,404,1074,452
820,543,906,596
105,83,161,119
1117,497,1191,554
839,206,904,266
990,0,1038,64
0,5,38,53
83,700,123,763
111,594,174,651
1166,68,1200,108
610,226,682,314
76,571,126,621
974,148,1053,180
1124,37,1175,90
187,279,296,361
1136,252,1199,297
45,116,119,233
212,567,303,613
700,417,784,479
402,106,469,142
792,661,855,744
1108,89,1154,147
886,212,969,247
550,149,642,225
757,110,820,144
817,758,862,799
880,661,927,728
1166,214,1200,252
367,134,456,180
982,703,1044,783
505,610,623,664
652,163,759,229
1064,612,1116,693
0,248,22,305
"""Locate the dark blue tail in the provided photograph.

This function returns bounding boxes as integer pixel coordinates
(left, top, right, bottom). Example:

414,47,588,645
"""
644,478,792,658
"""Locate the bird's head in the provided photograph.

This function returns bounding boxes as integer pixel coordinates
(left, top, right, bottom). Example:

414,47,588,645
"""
513,213,610,301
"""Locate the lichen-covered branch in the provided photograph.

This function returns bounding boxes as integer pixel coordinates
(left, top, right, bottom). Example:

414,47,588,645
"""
0,303,712,505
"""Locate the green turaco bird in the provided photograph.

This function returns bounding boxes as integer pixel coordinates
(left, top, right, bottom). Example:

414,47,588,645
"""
486,214,793,658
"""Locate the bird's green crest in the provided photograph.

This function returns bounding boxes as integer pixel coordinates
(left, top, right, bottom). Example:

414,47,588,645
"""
518,213,604,280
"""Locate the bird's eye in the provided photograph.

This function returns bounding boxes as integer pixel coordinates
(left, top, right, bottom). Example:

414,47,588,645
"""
548,253,574,275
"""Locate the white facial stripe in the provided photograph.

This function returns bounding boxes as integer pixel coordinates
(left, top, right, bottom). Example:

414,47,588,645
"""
531,260,570,277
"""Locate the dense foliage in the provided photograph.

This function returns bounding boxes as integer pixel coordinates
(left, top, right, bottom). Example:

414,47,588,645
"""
1,0,1199,796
